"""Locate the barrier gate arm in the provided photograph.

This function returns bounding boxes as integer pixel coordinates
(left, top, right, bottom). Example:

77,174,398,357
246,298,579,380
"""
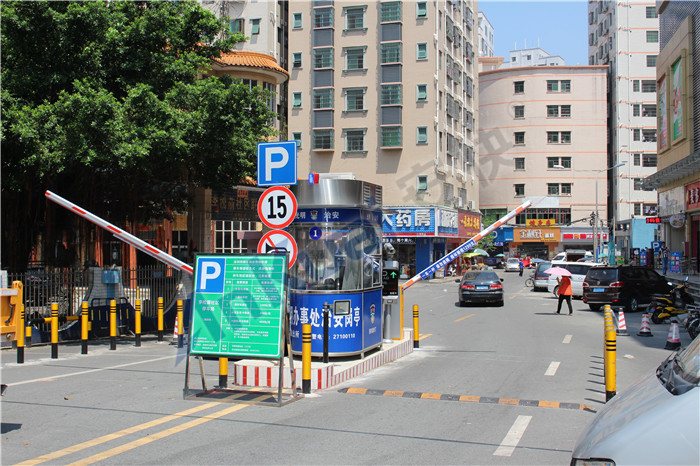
45,191,194,276
402,200,532,290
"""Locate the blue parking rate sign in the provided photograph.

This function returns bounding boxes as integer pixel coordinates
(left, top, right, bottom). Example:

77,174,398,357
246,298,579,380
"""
257,141,297,187
195,257,225,293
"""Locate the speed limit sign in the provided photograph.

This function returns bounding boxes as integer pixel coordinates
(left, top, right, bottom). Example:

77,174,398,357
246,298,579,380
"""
257,186,297,229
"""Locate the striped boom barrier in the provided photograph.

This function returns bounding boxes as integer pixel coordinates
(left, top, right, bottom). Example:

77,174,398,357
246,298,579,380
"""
402,200,532,290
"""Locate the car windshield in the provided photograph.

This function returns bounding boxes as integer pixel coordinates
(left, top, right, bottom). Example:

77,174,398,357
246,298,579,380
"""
507,259,518,264
587,268,618,281
463,271,498,281
675,337,700,385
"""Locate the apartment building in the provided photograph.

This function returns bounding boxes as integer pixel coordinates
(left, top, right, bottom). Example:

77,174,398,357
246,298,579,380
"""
500,47,565,69
477,11,494,57
479,65,608,259
288,1,480,278
588,0,660,259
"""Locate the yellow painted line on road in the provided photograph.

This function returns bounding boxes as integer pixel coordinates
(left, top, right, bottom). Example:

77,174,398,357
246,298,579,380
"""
17,402,220,465
418,333,432,341
455,313,475,322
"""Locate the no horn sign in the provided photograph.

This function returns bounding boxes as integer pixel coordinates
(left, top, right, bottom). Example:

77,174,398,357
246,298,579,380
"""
257,230,297,268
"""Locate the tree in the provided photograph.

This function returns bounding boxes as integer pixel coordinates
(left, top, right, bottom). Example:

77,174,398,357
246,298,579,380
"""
1,1,277,271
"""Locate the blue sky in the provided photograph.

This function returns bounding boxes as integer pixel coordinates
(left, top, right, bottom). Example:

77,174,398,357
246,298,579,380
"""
479,0,589,66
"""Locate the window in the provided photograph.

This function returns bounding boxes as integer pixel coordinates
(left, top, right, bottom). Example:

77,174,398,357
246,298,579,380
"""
381,2,401,22
417,175,428,192
313,129,333,149
647,55,657,67
547,80,559,92
515,158,525,170
313,89,333,108
644,204,658,216
416,43,428,60
345,47,365,70
548,183,560,195
561,80,571,92
416,84,428,101
292,92,302,108
633,80,640,92
417,126,428,144
642,129,657,142
634,203,642,216
560,105,571,118
251,19,260,35
547,80,571,92
633,128,641,141
642,80,656,92
642,104,656,117
547,105,559,118
647,30,659,43
345,88,365,111
314,8,333,28
381,84,402,105
214,221,256,254
643,153,657,167
416,2,428,19
345,129,366,152
292,52,302,69
514,105,524,119
381,43,402,63
646,6,658,18
514,132,525,145
547,131,559,143
514,81,524,93
561,183,572,195
547,156,571,168
314,48,333,68
230,18,244,33
561,131,571,143
632,104,640,117
293,12,302,29
345,7,365,30
634,178,645,191
515,184,525,196
381,126,402,147
633,153,641,165
292,132,302,148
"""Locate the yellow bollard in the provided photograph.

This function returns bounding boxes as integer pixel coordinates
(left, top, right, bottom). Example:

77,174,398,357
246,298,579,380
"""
177,299,184,348
135,299,142,347
157,297,164,341
16,304,25,364
604,305,616,401
413,305,419,349
219,358,228,388
302,323,312,394
110,300,117,350
81,301,88,354
25,320,32,348
51,303,59,359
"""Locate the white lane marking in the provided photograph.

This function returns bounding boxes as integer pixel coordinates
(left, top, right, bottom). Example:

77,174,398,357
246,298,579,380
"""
562,334,573,344
493,415,532,457
7,355,174,386
544,361,560,376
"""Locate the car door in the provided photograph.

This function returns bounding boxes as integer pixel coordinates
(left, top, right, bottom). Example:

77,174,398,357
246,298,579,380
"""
643,269,671,299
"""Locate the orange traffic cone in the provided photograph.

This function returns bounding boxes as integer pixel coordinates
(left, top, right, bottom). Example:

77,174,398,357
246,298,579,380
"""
664,322,681,350
638,313,653,337
171,314,179,345
616,311,629,336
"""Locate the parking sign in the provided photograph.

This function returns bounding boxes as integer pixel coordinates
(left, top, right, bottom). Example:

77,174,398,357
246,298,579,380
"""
257,141,297,187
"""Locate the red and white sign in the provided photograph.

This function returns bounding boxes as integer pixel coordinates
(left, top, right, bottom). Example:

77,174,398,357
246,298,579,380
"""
257,186,297,229
257,230,297,268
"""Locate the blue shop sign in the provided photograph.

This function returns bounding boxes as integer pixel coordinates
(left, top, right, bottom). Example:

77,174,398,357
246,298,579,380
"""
493,227,514,243
383,207,435,236
295,208,381,225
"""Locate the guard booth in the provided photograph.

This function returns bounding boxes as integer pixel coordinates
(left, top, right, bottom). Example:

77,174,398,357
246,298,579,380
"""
288,177,383,357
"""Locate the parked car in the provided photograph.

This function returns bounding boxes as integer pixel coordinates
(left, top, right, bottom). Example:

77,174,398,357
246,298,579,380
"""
533,261,551,291
504,258,520,272
571,334,699,466
582,265,672,312
552,250,593,262
546,261,600,298
456,270,504,307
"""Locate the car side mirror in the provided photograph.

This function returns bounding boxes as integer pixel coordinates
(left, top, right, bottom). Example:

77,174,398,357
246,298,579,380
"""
500,278,504,282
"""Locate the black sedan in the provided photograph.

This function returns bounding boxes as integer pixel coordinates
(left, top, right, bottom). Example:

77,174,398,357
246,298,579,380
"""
456,270,504,307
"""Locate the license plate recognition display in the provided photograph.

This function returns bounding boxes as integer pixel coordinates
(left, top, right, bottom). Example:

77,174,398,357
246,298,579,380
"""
190,254,287,358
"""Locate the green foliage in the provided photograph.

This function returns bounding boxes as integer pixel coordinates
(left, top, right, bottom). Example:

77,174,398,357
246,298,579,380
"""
1,0,278,270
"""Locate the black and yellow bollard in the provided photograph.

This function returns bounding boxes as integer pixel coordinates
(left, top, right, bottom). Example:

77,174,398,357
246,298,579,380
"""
81,301,89,354
219,358,228,388
413,305,419,348
25,319,32,348
135,299,142,347
17,304,25,364
302,323,312,394
51,303,59,359
110,299,117,351
398,286,405,340
604,306,617,401
157,297,164,342
177,299,184,349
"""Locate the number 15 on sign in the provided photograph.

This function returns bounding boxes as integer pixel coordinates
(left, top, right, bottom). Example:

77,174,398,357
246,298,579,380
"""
258,186,298,229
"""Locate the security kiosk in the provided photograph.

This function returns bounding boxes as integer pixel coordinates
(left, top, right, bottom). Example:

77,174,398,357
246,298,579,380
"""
288,177,383,357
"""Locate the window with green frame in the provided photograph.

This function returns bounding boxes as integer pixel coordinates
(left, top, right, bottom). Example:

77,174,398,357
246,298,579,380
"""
561,183,571,195
314,48,333,68
293,12,302,29
417,126,428,144
314,8,333,28
292,92,302,108
416,2,428,18
416,43,428,60
230,18,244,33
345,129,365,152
381,2,401,22
547,105,559,117
515,157,525,170
251,19,260,35
345,88,365,111
548,183,560,195
416,84,428,101
381,84,402,105
547,80,559,92
313,129,333,149
381,43,402,63
292,52,302,68
345,47,365,70
381,126,402,147
547,131,559,143
292,132,302,148
561,131,571,143
345,7,364,30
313,89,333,109
646,30,658,43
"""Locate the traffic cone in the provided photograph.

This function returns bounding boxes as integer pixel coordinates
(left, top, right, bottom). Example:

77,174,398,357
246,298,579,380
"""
171,315,179,345
664,322,681,350
616,311,629,336
638,313,653,337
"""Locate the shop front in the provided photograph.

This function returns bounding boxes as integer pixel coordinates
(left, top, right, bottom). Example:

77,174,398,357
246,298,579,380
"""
685,181,700,273
510,227,561,259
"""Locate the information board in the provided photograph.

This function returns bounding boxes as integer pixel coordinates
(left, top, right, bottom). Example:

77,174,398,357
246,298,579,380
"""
190,254,287,358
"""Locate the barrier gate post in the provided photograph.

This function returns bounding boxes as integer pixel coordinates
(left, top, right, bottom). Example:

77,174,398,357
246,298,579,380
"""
81,301,88,354
110,300,117,351
135,299,142,347
177,299,184,349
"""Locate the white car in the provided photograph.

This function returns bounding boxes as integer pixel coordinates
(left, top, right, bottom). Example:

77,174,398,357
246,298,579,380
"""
504,258,520,272
546,261,600,297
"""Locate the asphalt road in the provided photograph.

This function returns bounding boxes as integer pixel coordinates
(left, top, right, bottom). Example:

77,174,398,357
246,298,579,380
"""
1,270,685,465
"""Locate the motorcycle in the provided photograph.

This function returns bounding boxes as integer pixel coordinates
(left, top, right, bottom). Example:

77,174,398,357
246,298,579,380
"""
684,305,700,340
650,277,695,324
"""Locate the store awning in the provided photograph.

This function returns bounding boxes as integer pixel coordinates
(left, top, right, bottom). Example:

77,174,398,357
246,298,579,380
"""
641,152,700,190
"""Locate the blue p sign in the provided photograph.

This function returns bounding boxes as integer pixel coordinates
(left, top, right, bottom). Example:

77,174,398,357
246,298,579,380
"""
257,141,297,186
196,258,225,293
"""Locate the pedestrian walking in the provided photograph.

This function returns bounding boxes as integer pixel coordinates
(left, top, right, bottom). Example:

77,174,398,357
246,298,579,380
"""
555,275,573,315
660,242,669,275
518,258,524,276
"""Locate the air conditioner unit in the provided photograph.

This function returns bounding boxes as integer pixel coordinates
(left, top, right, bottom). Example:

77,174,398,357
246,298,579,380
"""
454,198,464,208
467,200,476,210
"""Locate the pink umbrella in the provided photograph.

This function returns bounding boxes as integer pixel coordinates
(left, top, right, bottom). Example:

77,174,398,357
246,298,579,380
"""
544,266,572,277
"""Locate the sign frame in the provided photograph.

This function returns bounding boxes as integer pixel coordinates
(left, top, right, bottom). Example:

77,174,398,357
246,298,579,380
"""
257,186,298,229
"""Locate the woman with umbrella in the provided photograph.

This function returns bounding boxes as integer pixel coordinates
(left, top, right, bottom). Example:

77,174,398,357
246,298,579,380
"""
545,267,573,315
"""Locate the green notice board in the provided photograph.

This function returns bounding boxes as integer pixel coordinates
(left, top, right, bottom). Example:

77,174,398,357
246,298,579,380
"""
189,254,287,358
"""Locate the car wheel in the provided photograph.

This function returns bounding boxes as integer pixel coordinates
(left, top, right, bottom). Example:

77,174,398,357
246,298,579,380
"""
497,300,504,307
552,285,559,298
459,300,466,307
626,297,639,313
688,319,700,340
589,304,602,312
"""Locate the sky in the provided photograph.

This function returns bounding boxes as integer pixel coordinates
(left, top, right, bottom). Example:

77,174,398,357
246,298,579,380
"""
478,0,589,66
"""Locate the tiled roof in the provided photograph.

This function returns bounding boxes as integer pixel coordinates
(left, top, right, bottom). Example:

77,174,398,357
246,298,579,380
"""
213,50,288,77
